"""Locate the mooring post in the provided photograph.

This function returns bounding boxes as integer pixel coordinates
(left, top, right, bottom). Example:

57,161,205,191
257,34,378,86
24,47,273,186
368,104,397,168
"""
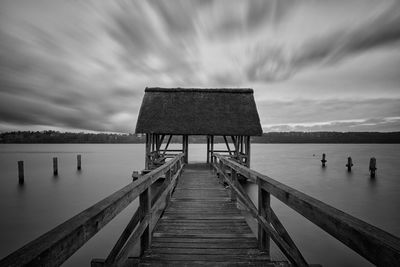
321,153,327,167
18,161,24,184
77,154,81,170
53,157,58,176
346,157,353,172
258,180,271,255
369,157,377,178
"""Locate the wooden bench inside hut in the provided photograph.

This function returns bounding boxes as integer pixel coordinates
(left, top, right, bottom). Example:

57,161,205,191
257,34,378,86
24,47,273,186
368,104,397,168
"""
135,87,263,171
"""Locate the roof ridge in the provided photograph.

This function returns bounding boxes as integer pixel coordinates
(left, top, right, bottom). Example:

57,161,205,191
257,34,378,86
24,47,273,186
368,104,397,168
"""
145,87,253,93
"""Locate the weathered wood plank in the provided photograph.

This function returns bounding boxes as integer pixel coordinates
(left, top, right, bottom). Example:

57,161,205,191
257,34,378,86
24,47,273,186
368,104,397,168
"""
141,254,270,261
148,248,268,255
140,163,272,266
151,242,258,249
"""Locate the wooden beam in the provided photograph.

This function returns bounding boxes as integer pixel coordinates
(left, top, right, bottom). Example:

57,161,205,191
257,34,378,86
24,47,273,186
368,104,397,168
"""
162,135,173,156
223,136,233,156
145,134,151,169
105,207,142,264
214,163,307,267
258,184,270,253
214,154,400,267
206,136,210,163
245,136,251,167
140,188,151,255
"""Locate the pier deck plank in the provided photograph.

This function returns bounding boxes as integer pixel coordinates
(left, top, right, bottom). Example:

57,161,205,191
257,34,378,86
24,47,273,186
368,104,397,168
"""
139,163,275,266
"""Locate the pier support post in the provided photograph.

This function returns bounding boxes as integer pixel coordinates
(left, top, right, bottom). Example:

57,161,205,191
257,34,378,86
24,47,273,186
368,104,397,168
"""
140,188,151,255
18,161,24,184
182,135,189,164
77,155,81,170
321,153,327,167
369,157,377,178
346,157,353,172
206,135,210,163
257,181,271,255
53,157,58,176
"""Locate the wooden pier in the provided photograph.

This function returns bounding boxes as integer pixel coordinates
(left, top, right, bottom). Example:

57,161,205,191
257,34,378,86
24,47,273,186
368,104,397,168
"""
141,163,271,266
1,88,399,266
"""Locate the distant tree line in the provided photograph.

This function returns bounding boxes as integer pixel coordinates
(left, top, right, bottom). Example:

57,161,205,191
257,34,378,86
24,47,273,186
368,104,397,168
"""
251,132,400,143
0,131,145,143
0,131,399,144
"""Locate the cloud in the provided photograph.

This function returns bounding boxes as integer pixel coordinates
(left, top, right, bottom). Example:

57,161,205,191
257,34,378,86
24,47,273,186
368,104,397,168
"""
0,1,399,133
263,117,400,132
293,1,400,68
257,98,400,132
247,1,400,81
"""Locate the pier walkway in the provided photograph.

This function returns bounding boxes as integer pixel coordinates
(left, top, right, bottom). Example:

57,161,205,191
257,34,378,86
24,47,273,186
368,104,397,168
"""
140,163,271,266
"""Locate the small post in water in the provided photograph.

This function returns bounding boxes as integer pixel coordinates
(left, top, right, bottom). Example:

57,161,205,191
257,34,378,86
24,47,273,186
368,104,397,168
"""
321,153,327,167
346,157,353,172
53,157,58,176
369,157,377,178
77,154,82,170
18,161,24,184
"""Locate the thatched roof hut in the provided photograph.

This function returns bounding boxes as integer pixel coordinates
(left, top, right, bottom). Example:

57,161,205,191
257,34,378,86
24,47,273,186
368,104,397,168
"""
135,87,262,136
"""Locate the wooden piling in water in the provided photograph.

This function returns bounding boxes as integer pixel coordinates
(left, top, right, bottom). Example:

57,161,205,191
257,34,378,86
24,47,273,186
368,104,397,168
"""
77,155,81,170
369,157,377,178
18,161,24,184
53,157,58,176
346,157,353,172
321,153,327,167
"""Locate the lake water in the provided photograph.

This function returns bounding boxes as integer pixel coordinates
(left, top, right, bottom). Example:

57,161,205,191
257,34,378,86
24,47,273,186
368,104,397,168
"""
0,143,399,266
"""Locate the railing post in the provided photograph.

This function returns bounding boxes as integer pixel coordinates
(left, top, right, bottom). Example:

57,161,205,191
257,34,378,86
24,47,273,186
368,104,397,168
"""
140,187,151,255
231,169,237,202
258,179,271,255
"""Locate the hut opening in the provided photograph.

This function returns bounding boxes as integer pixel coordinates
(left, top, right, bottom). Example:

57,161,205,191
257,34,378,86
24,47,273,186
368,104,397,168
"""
135,87,262,170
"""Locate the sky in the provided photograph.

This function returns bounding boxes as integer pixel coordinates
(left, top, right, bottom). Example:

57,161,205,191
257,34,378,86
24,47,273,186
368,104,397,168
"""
0,0,399,133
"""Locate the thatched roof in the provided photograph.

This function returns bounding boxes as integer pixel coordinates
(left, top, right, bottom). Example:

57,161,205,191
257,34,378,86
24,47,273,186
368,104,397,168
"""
135,87,262,136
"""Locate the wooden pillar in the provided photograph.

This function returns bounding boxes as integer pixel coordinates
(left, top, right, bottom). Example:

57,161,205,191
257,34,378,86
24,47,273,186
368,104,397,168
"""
346,157,353,172
206,135,210,163
258,181,270,254
321,153,327,167
145,134,151,169
210,135,214,163
53,157,58,176
140,188,151,255
77,155,82,170
18,161,24,184
182,135,189,163
245,136,251,168
369,157,377,178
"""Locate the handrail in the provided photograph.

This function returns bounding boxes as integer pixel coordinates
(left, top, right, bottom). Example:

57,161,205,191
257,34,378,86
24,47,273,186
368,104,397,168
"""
213,153,400,267
0,154,185,267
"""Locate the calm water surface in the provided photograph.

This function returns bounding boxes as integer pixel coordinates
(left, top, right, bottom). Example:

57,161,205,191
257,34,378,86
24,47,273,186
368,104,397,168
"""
0,143,399,266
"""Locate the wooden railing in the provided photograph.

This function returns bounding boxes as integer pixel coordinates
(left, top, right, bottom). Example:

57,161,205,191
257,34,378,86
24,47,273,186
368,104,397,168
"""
212,153,400,267
0,154,185,267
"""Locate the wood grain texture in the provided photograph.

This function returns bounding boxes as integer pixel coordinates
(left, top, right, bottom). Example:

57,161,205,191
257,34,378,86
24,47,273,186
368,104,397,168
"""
140,163,274,266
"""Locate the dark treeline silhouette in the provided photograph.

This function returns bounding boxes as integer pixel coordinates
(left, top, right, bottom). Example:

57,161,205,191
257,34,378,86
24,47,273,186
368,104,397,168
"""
0,131,399,144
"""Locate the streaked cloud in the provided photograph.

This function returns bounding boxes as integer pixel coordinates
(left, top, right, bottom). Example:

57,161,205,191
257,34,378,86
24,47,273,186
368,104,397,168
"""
0,0,399,133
